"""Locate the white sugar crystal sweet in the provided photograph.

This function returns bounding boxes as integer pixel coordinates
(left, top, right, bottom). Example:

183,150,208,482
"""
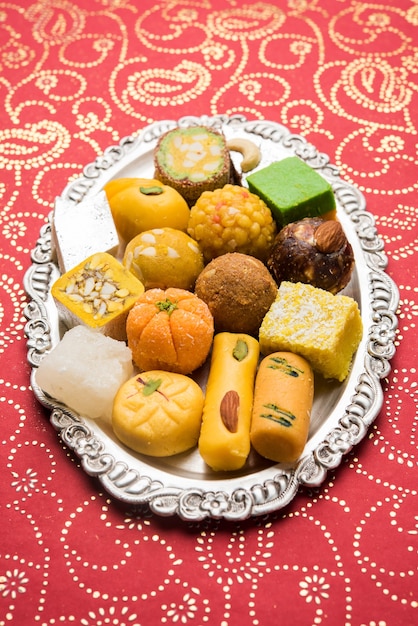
35,325,133,421
52,191,119,272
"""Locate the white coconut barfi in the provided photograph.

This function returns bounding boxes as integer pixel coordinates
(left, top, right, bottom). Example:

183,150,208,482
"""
53,191,120,273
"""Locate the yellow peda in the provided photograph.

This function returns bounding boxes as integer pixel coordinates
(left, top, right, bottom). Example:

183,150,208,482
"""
112,370,204,457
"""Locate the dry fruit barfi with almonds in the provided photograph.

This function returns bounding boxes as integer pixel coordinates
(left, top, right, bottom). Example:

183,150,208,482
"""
51,252,145,341
259,281,363,382
246,156,337,227
250,352,314,464
154,125,231,205
112,370,204,457
198,332,260,472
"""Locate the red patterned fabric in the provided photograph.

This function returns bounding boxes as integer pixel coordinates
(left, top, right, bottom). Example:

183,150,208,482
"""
1,1,417,624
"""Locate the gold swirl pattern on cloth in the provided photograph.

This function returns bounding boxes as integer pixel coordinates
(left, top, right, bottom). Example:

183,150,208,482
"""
0,1,417,625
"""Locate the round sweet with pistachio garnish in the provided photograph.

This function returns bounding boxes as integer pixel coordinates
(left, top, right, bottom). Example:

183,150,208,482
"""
187,184,277,263
103,177,190,244
126,287,214,374
112,370,204,457
123,227,204,291
267,217,355,294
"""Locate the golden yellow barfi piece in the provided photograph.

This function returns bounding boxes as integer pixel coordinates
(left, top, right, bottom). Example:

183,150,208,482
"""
198,332,260,471
52,252,145,341
259,281,363,382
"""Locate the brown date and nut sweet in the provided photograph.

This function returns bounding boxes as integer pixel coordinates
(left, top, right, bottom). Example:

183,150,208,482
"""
267,217,355,295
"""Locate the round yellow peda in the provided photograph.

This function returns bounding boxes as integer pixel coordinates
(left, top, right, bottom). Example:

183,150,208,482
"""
112,370,204,457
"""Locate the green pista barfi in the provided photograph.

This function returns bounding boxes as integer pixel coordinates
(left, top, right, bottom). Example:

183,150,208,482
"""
246,157,336,227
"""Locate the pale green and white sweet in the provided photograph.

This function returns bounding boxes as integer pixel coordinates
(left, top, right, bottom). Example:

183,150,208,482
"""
35,325,134,422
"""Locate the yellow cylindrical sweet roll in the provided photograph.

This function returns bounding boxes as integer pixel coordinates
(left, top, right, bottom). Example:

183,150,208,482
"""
250,352,314,463
198,333,260,471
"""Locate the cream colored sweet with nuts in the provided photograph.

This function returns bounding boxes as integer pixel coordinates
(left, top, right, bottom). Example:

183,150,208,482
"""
51,252,145,341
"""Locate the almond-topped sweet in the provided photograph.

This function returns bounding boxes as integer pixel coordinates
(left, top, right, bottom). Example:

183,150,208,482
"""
267,217,355,294
198,333,260,471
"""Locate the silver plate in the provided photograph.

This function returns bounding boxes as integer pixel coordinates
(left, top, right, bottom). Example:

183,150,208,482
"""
24,114,399,521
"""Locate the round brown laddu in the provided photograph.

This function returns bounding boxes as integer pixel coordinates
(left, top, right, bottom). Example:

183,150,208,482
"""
267,217,355,294
195,252,278,336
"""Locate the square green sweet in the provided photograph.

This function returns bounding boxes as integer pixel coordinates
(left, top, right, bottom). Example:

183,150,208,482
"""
246,157,336,227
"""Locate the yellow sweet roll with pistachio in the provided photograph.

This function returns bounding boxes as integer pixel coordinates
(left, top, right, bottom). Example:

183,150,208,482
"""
250,352,314,464
198,332,260,472
112,370,204,457
259,281,363,382
51,252,145,341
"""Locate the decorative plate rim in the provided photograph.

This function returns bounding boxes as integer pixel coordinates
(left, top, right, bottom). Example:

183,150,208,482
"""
23,114,399,521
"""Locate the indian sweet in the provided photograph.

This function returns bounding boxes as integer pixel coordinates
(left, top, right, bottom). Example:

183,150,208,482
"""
187,184,277,263
259,281,363,382
126,287,214,374
112,370,204,457
246,156,337,227
154,125,231,205
250,352,314,463
198,333,260,471
103,177,190,244
123,227,204,291
267,217,355,294
53,191,119,273
195,252,277,336
51,252,145,341
35,325,134,422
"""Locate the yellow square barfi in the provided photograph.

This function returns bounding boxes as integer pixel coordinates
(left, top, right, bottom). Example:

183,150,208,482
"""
259,281,363,381
52,252,144,340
